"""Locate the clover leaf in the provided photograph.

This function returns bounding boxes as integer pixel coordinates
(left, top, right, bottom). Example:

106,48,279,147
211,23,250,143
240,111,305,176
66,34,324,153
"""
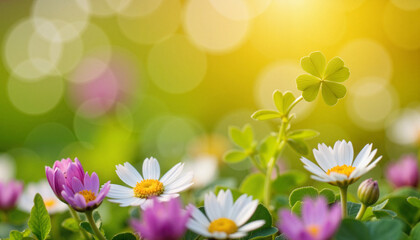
251,90,296,121
296,51,349,106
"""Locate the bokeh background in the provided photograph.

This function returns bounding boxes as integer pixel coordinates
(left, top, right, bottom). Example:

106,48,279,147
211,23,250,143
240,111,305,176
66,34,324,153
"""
1,0,420,236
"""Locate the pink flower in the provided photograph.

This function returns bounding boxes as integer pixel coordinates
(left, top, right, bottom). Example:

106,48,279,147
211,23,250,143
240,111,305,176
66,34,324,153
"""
45,158,85,202
0,181,23,210
386,155,419,188
278,197,341,240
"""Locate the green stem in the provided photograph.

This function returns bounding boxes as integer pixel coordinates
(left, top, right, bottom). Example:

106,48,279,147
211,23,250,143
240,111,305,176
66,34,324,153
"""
339,186,348,218
355,204,367,220
69,206,91,240
285,96,304,116
85,211,106,240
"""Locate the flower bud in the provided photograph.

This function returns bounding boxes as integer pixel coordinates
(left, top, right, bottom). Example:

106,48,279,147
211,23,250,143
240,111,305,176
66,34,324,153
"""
357,178,379,206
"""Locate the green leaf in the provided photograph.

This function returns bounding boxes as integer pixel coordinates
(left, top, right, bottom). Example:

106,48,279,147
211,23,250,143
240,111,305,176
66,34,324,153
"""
283,92,296,112
372,199,397,218
324,57,350,82
272,170,307,194
229,125,253,149
242,204,277,240
365,219,404,240
183,230,199,240
111,232,137,240
224,150,248,163
240,173,265,201
407,197,420,208
273,90,284,113
289,186,318,207
258,134,277,166
296,74,320,91
251,110,282,121
287,129,319,140
287,138,308,155
301,51,326,78
28,194,51,240
61,218,79,232
347,202,361,218
9,230,23,240
319,188,336,203
322,81,347,106
335,219,370,240
80,222,94,235
291,201,302,215
410,222,420,239
247,227,278,240
275,235,288,240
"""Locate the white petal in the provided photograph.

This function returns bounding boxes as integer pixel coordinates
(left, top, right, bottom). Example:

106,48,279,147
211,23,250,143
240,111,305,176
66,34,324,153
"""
234,199,259,226
343,141,354,166
123,162,143,181
160,162,184,185
115,164,140,187
228,194,251,219
238,220,265,232
205,192,223,221
358,149,378,169
301,157,328,178
352,144,372,167
212,231,227,239
190,205,210,226
165,171,193,191
219,190,233,214
328,172,348,181
107,184,133,198
311,175,331,182
229,232,247,239
187,219,212,237
142,157,160,180
313,148,330,172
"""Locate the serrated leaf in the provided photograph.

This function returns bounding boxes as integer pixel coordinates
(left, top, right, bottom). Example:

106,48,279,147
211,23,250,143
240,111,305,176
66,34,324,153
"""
287,129,319,140
319,188,336,203
229,126,253,149
301,51,326,78
287,138,308,155
407,197,420,208
61,218,79,232
111,232,137,240
80,222,94,235
28,194,51,240
324,57,350,82
251,110,282,121
289,186,318,207
240,173,265,201
224,150,248,163
322,81,346,106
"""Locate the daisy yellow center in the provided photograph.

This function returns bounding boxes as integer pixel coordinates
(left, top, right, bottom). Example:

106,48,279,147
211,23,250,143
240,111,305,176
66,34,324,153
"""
78,190,96,203
306,224,320,238
208,218,237,234
133,179,164,199
44,199,56,208
326,164,356,177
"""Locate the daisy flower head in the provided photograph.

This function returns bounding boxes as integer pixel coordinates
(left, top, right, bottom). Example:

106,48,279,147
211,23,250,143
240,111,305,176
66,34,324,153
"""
19,180,67,214
187,190,265,239
301,140,382,187
107,157,193,209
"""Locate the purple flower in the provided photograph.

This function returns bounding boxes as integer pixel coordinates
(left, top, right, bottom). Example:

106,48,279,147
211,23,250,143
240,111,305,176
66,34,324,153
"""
386,155,419,188
45,158,85,202
61,172,110,212
0,181,23,210
131,197,190,240
278,197,341,240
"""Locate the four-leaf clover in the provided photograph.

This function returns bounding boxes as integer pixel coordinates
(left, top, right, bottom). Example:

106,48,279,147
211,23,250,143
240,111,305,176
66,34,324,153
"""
296,51,350,106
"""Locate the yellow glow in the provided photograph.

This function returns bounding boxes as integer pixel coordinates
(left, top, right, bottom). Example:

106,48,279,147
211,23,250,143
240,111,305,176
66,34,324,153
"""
44,199,56,208
133,179,164,199
208,218,238,234
327,165,356,177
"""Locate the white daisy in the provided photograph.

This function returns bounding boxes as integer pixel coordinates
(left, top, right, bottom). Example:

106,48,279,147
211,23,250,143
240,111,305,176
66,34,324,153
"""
107,157,193,208
18,180,67,214
187,189,265,239
300,140,382,187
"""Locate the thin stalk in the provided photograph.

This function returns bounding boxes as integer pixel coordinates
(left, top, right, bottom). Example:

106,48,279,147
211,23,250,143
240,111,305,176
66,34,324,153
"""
339,186,348,218
69,206,90,240
355,204,367,220
85,211,106,240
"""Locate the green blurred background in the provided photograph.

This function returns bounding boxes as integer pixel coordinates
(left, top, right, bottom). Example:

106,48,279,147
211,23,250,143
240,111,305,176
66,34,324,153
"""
0,0,419,236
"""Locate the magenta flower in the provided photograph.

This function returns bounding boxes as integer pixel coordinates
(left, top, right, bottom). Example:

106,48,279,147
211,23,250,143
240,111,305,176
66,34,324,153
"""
386,155,419,188
0,181,23,210
278,197,341,240
45,158,85,202
130,197,190,240
61,172,110,212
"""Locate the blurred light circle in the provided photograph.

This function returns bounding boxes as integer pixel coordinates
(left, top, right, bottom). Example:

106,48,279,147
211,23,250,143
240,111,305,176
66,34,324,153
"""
32,0,89,42
131,95,169,133
339,39,392,83
0,154,15,181
54,33,84,75
383,2,420,50
184,0,249,53
187,134,230,160
117,0,181,44
4,19,62,81
255,61,314,122
75,0,116,17
209,0,272,20
148,35,207,94
73,111,101,145
346,77,399,131
109,0,163,17
250,0,346,57
70,57,109,84
386,107,420,146
214,109,272,140
8,73,64,115
390,0,420,10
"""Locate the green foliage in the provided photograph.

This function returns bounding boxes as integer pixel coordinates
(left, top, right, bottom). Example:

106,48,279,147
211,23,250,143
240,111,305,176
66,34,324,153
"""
240,173,265,200
111,232,137,240
382,188,420,225
272,170,307,194
241,204,277,240
335,219,404,240
224,125,255,163
258,134,277,166
407,197,420,208
251,91,296,121
372,200,397,218
28,194,51,240
297,51,349,106
347,202,361,218
61,218,79,232
410,223,420,239
289,186,318,207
